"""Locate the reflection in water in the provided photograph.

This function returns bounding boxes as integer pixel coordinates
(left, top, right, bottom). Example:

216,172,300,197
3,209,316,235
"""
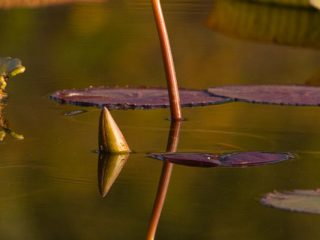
98,153,129,198
0,103,23,141
146,121,181,240
207,0,320,49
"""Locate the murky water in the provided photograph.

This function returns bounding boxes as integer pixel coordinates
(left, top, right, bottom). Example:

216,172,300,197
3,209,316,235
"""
0,0,320,239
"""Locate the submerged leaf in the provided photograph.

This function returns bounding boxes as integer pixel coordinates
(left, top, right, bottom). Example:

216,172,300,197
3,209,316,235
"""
207,0,320,49
98,153,129,198
50,87,231,109
99,107,130,153
262,189,320,214
208,85,320,106
149,152,293,168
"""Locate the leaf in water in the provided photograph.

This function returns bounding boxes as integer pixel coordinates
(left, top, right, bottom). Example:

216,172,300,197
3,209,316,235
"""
148,152,293,168
207,0,320,49
98,153,129,198
220,152,293,167
149,153,221,167
0,0,105,8
50,87,231,109
208,85,320,106
261,189,320,214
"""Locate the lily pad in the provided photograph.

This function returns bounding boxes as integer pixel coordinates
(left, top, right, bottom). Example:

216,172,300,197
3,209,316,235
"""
0,57,25,78
261,189,320,214
207,85,320,106
50,87,231,109
148,152,293,168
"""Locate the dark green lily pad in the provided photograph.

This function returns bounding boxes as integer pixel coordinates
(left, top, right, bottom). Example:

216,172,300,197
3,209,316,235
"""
148,152,293,168
50,87,231,109
261,189,320,214
207,85,320,106
0,57,25,78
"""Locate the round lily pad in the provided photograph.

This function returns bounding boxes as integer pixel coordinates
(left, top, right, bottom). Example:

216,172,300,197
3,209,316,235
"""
207,85,320,106
50,87,231,109
261,189,320,214
148,151,293,168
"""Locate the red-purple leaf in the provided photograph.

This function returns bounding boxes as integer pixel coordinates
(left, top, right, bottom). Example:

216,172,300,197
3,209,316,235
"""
148,152,293,168
207,85,320,106
220,152,292,167
149,153,221,167
50,87,231,109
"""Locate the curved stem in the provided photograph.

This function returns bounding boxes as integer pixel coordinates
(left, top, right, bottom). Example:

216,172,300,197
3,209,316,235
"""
146,121,181,240
151,0,182,121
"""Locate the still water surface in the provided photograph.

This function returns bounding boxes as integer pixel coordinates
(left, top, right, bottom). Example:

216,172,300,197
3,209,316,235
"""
0,0,320,239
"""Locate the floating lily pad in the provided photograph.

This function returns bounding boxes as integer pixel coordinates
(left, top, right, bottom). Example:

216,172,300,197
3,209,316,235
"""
50,87,231,109
148,152,293,168
207,85,320,106
0,57,25,78
261,189,320,214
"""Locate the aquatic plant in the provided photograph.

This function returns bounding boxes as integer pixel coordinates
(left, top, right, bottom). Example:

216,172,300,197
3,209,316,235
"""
99,107,130,153
0,57,25,96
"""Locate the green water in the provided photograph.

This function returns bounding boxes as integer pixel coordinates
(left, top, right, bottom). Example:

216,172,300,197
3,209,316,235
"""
0,0,320,239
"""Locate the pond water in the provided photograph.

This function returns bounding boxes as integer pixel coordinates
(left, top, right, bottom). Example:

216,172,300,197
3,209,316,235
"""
1,0,320,239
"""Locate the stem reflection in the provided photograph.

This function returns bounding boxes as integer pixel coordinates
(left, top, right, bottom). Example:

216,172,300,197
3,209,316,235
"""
146,120,181,240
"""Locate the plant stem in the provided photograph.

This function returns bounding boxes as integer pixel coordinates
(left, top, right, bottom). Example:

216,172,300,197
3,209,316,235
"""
151,0,182,121
146,121,181,240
